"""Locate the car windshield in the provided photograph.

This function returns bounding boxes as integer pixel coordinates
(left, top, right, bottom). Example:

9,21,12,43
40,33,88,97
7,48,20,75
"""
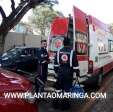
2,48,22,58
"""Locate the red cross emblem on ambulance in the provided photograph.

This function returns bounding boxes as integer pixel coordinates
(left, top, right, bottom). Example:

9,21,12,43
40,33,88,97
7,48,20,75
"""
61,54,68,62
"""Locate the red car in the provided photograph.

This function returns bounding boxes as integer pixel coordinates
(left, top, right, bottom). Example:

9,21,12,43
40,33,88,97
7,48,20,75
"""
0,68,37,112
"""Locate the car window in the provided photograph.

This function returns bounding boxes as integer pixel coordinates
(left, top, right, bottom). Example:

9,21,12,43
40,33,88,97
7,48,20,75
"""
2,48,39,59
34,48,39,57
2,48,22,58
22,48,35,56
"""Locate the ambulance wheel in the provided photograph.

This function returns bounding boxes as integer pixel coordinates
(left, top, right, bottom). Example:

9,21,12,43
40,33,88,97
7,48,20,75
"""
97,71,103,87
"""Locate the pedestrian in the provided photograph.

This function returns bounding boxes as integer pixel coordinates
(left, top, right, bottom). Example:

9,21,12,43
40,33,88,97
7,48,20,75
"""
35,40,49,93
53,37,80,110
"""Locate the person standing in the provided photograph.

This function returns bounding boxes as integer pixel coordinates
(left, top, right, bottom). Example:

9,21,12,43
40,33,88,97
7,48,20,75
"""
53,38,80,110
35,40,49,93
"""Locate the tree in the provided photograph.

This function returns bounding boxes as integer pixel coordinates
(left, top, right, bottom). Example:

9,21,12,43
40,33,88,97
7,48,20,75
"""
30,5,63,40
109,23,113,35
0,0,58,52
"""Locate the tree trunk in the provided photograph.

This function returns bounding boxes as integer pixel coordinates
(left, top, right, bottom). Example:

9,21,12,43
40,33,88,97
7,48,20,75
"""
41,27,46,40
0,33,8,53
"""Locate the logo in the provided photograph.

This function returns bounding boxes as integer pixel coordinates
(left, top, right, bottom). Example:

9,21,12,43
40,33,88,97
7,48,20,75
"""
55,39,63,48
61,54,68,62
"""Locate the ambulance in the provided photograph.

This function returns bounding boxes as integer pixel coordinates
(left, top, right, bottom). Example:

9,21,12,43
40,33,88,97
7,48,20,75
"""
48,6,113,86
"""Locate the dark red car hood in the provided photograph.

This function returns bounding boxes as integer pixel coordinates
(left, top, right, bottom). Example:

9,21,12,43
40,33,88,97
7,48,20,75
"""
0,68,32,92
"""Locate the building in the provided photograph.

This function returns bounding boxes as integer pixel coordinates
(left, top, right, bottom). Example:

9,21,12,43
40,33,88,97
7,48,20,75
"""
11,22,34,34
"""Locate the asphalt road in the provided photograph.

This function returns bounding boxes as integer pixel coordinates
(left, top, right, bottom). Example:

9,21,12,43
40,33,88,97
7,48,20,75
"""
90,71,113,112
38,71,113,112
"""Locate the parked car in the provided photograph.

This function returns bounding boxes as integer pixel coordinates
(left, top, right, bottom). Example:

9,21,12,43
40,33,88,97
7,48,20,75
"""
0,47,39,73
0,68,37,112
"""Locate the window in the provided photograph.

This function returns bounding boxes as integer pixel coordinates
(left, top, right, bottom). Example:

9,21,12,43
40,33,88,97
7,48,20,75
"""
108,40,113,52
22,48,36,56
2,48,22,59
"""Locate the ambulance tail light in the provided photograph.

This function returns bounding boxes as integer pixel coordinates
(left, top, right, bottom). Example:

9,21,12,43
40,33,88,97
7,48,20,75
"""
88,60,93,74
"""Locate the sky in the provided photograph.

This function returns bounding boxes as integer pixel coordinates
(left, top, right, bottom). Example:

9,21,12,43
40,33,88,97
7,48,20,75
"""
54,0,113,24
0,0,113,24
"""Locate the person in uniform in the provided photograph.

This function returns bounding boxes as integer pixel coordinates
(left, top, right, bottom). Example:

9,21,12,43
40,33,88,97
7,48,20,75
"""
35,40,49,93
53,38,80,110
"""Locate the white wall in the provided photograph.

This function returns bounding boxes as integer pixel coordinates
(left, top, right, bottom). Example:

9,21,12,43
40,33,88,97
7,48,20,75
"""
4,32,42,52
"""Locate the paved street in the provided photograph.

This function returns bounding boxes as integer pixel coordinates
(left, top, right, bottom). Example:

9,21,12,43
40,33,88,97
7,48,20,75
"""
38,71,113,112
38,99,87,112
91,76,113,112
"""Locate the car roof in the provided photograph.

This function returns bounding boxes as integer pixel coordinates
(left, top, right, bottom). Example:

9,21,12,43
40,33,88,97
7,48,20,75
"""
14,46,39,49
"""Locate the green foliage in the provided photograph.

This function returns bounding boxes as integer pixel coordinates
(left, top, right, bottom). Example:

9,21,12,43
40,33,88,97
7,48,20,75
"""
30,5,62,37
